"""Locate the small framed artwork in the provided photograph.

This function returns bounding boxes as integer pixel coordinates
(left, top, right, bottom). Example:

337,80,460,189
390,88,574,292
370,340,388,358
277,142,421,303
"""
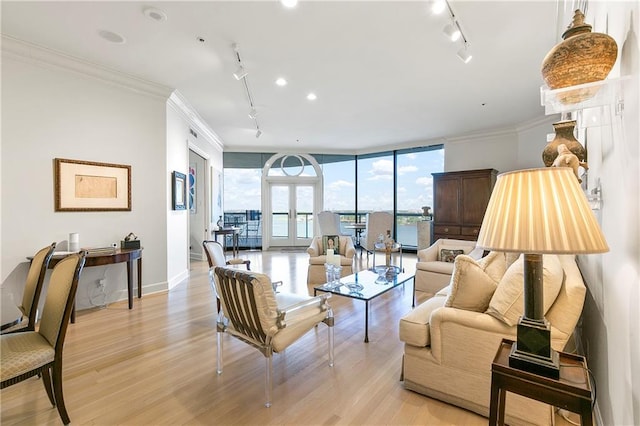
54,158,131,212
172,171,187,210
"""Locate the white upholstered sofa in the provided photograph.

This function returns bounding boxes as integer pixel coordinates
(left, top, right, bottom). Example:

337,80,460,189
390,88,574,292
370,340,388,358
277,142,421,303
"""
399,253,586,425
415,238,481,295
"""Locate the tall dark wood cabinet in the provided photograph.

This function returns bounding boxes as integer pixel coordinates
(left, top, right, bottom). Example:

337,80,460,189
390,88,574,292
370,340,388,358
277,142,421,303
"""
432,169,498,242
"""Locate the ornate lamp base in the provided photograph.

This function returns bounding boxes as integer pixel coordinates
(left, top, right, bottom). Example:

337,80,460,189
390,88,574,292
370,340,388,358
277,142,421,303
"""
509,317,560,379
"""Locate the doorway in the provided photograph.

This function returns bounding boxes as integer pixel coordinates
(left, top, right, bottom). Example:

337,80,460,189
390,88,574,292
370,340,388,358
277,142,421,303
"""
188,149,208,261
262,154,322,249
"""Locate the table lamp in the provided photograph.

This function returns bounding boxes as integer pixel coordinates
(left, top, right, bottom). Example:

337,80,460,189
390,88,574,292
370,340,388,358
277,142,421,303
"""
476,167,608,378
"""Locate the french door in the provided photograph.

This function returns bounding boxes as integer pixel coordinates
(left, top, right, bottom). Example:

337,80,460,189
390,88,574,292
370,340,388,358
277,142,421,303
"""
268,183,315,247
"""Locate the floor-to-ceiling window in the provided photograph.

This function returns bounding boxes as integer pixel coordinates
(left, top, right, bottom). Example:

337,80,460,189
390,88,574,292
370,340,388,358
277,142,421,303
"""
223,146,443,250
357,151,394,216
395,146,444,248
317,154,356,234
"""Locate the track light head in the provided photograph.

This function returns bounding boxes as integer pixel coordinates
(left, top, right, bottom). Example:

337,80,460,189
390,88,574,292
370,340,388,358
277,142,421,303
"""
256,129,262,138
248,108,257,119
457,46,473,64
443,23,461,42
233,66,248,80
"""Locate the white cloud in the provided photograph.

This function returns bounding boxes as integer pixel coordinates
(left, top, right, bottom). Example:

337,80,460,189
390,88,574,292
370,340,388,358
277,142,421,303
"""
398,165,418,174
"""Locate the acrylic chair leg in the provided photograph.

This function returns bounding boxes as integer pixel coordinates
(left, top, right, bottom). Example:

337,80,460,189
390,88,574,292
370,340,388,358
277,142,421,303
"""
265,356,273,408
327,308,335,367
328,324,335,367
216,331,223,375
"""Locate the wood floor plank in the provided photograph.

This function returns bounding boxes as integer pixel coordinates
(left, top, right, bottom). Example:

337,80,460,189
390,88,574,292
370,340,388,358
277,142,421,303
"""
1,249,571,425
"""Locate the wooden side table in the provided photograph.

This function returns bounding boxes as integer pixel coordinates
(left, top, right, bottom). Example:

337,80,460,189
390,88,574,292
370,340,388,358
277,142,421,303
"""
489,338,593,426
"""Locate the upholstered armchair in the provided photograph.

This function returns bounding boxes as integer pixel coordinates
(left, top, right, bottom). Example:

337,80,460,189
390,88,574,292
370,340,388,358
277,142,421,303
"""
415,238,481,295
213,267,334,407
306,235,355,285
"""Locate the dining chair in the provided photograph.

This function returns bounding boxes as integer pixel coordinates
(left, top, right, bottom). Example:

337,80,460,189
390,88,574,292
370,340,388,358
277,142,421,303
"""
361,211,394,260
1,242,57,334
213,267,334,407
1,252,86,425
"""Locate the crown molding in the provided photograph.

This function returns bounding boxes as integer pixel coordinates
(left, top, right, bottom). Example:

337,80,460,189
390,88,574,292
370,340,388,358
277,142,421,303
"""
167,91,224,152
1,35,173,100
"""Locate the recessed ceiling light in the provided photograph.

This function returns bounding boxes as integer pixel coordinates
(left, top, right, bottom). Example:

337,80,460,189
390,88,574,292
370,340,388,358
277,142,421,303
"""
281,0,298,8
143,7,167,22
307,93,317,101
98,30,126,44
275,78,287,86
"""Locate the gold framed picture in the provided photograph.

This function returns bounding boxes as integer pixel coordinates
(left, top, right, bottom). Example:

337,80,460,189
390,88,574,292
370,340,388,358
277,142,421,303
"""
54,158,131,212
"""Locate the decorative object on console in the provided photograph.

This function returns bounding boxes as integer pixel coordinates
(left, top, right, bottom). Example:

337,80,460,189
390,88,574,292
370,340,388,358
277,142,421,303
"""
542,120,586,167
541,9,618,104
68,233,80,252
551,143,589,183
476,167,608,379
121,232,141,249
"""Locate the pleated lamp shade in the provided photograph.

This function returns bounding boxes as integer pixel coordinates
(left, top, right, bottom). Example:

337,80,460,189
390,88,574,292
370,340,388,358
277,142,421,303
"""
477,168,608,254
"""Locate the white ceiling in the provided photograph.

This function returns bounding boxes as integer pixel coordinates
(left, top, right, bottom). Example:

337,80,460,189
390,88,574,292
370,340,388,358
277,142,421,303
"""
1,1,561,153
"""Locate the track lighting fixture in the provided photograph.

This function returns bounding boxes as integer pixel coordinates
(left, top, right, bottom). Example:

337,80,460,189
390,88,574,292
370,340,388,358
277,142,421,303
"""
233,65,248,80
443,22,461,42
431,0,472,64
457,44,473,64
280,0,298,8
232,43,263,140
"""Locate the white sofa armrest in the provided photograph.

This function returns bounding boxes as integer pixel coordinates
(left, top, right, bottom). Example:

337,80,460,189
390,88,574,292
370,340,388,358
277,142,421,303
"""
307,237,320,257
342,237,356,259
417,243,440,262
428,307,515,364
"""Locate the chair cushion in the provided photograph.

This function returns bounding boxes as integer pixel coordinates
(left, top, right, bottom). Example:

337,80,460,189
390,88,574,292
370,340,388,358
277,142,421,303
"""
444,252,506,312
1,332,54,382
249,274,280,336
486,254,564,326
272,292,329,352
399,295,446,347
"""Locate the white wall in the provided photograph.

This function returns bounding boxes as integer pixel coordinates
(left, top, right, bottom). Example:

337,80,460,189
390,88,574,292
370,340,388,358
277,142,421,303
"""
1,40,171,309
576,3,640,425
165,93,224,288
444,129,519,173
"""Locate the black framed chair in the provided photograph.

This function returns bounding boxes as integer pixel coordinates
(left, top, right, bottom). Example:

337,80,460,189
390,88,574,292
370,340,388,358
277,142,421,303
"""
1,252,86,425
1,242,56,334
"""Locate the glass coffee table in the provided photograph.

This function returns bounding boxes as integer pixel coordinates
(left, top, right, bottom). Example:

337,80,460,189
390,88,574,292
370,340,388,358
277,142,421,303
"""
314,266,415,342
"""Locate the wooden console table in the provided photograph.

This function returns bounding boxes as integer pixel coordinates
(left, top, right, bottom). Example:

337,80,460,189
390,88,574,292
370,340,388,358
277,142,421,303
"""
213,227,240,257
489,338,593,426
46,248,143,322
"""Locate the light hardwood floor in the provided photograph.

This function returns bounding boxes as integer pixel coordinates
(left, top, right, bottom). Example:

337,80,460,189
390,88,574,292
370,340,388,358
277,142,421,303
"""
1,249,575,425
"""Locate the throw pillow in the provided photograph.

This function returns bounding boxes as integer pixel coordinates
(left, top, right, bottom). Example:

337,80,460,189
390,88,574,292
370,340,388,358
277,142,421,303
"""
486,254,564,326
322,235,340,255
444,252,506,312
440,249,464,263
